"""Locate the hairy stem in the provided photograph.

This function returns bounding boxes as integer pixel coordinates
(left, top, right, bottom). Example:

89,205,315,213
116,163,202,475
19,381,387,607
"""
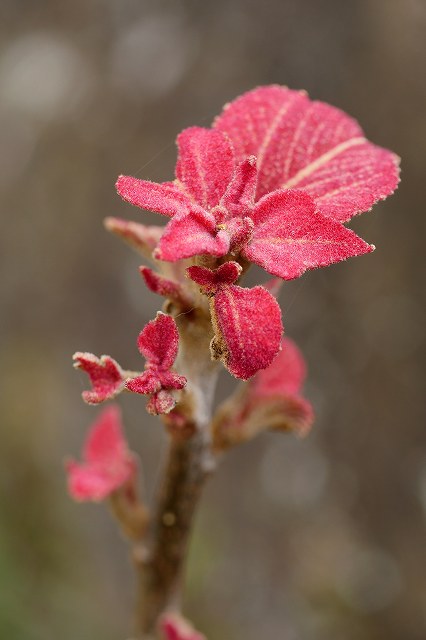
134,306,218,638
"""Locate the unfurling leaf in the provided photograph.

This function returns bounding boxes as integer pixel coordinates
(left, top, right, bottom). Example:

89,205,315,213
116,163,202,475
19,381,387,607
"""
125,313,187,414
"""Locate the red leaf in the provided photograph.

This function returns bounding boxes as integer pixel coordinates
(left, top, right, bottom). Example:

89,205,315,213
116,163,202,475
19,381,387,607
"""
175,126,235,209
244,189,374,280
210,284,283,379
215,85,400,222
116,176,191,217
154,208,230,261
137,313,180,369
66,405,136,502
73,352,127,404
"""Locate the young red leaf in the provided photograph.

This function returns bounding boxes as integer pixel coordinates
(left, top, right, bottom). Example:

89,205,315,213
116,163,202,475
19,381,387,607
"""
210,284,283,379
125,313,187,414
175,126,235,209
136,312,179,368
160,613,206,640
214,85,400,222
66,405,136,502
186,261,242,293
243,189,374,280
73,352,127,404
116,177,192,217
104,217,164,259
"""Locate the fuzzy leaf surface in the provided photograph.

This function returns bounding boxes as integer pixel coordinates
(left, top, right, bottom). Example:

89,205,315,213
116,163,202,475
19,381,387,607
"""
136,312,180,368
211,284,283,379
244,189,374,279
116,177,192,217
215,85,400,222
175,126,235,209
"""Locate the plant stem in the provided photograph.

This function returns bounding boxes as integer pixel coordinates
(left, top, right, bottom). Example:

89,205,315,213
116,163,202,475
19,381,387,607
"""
134,306,218,639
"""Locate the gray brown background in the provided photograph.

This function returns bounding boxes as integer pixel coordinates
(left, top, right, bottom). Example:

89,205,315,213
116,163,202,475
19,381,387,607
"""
0,1,425,639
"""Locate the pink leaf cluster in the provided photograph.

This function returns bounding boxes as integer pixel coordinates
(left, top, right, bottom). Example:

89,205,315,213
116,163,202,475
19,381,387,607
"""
187,262,283,379
126,313,187,414
115,86,399,380
73,352,127,404
117,130,373,280
67,405,136,501
160,613,206,640
116,86,399,282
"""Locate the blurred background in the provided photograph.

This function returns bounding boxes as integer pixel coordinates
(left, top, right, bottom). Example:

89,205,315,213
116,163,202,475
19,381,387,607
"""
0,0,425,638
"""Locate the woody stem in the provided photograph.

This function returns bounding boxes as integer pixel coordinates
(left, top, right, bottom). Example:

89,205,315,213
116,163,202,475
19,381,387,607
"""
134,306,218,639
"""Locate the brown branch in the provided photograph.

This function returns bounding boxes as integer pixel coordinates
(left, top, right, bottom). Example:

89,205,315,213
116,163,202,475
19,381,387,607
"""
133,304,218,639
135,433,213,637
